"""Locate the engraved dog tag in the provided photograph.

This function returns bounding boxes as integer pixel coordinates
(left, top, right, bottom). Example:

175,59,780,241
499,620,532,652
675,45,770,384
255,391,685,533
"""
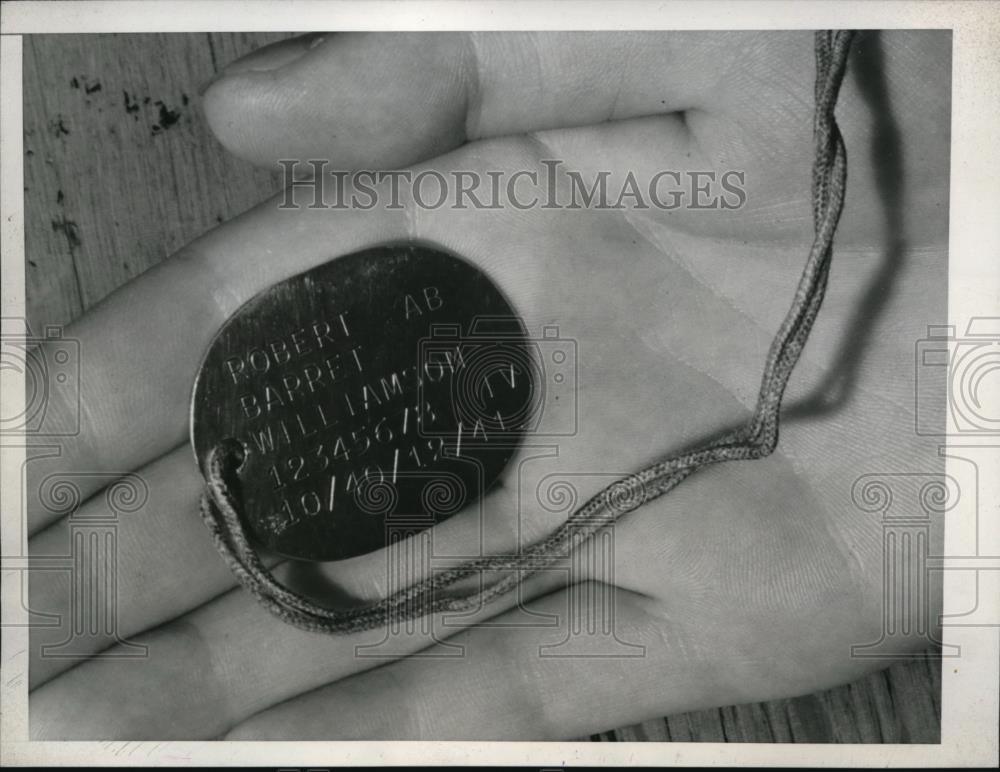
191,244,533,562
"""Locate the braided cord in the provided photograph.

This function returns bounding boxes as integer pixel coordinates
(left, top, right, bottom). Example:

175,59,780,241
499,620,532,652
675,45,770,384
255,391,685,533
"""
200,30,856,633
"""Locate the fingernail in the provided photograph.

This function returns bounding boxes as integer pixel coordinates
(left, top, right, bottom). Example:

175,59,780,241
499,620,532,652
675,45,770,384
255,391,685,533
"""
225,34,326,75
199,34,326,96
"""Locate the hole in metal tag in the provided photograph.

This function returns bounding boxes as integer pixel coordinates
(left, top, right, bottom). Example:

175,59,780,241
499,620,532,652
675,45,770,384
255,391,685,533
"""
191,243,534,561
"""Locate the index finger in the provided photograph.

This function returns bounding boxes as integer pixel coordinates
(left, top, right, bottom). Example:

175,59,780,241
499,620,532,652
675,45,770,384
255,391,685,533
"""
27,191,406,535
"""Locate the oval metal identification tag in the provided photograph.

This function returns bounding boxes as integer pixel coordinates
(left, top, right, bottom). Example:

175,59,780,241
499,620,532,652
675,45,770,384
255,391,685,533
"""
191,244,533,562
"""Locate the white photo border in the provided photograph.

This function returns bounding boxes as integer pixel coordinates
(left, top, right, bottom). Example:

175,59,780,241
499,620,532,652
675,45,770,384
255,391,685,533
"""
2,1,998,767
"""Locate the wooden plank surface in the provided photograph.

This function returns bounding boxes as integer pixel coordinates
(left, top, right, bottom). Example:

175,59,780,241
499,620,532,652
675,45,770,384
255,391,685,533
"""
21,32,941,744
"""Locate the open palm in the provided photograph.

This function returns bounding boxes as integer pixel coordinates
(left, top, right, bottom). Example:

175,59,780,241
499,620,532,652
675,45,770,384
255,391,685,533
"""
28,30,949,739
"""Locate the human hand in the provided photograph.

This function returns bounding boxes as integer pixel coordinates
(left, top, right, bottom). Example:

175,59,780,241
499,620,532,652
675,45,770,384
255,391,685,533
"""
28,30,950,740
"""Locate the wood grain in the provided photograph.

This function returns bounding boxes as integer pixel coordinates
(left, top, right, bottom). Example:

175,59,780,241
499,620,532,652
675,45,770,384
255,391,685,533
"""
22,32,941,744
23,32,288,333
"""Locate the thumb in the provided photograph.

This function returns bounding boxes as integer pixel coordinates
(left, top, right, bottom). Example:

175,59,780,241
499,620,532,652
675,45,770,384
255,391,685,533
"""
201,31,722,171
